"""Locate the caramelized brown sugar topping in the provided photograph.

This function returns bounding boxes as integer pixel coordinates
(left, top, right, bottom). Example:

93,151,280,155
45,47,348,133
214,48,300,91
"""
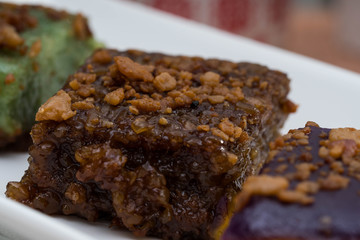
39,49,294,163
234,122,360,210
222,123,360,240
8,49,293,239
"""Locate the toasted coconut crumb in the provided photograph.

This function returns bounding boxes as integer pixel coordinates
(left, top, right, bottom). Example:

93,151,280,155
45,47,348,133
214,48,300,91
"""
104,88,125,106
211,128,229,141
164,107,172,114
36,90,76,121
219,118,235,136
329,128,360,146
73,14,92,40
305,121,320,127
225,87,244,102
277,190,314,205
76,85,95,97
154,72,177,92
259,81,268,90
208,95,225,104
298,138,309,145
294,163,317,180
282,99,298,113
5,73,15,85
243,175,289,196
296,181,319,194
234,127,243,139
0,23,24,48
179,71,193,80
101,120,114,128
159,117,168,125
92,50,112,64
318,173,350,190
226,152,238,165
330,161,344,174
318,146,329,159
197,125,210,132
74,73,96,84
128,106,139,115
329,141,345,159
267,150,279,162
28,39,42,58
72,101,94,110
275,164,288,173
114,56,154,82
128,98,161,112
69,79,80,90
200,71,220,86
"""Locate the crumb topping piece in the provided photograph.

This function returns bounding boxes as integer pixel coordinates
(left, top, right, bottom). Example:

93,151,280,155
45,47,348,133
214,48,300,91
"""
72,14,92,40
154,72,177,92
104,88,124,106
5,73,15,85
28,39,41,58
115,56,154,82
0,23,24,49
329,128,360,146
36,90,76,121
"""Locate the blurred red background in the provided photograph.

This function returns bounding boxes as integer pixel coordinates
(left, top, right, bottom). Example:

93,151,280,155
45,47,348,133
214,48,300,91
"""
129,0,360,73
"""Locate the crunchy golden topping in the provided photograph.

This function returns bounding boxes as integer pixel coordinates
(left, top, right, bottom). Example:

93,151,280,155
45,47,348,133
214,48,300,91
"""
282,99,298,113
104,88,124,106
36,90,76,121
211,128,229,141
74,73,96,84
72,100,94,110
164,107,172,114
294,163,317,180
153,72,177,92
129,106,139,115
28,39,41,58
226,87,245,103
318,146,329,159
0,23,24,49
227,152,238,165
218,118,235,136
296,181,319,194
92,50,112,64
128,98,161,113
72,14,92,40
115,56,154,82
305,121,320,127
277,190,314,205
158,117,168,125
329,128,360,146
4,73,15,85
197,125,210,132
200,71,220,86
208,95,225,104
318,173,350,190
69,79,80,90
242,175,289,196
76,84,95,98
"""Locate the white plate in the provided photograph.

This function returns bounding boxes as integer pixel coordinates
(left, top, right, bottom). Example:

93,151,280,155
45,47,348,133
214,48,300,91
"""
1,0,360,239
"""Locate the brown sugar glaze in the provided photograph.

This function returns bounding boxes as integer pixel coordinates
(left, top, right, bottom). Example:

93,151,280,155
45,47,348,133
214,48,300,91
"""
6,49,294,239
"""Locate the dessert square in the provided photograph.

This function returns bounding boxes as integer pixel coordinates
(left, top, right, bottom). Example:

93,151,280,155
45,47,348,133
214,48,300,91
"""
7,49,295,239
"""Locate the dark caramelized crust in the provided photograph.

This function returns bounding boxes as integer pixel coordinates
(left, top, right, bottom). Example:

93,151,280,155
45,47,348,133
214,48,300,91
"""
223,122,360,240
6,49,294,239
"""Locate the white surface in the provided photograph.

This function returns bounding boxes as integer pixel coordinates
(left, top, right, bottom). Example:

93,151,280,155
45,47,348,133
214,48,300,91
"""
1,0,360,239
